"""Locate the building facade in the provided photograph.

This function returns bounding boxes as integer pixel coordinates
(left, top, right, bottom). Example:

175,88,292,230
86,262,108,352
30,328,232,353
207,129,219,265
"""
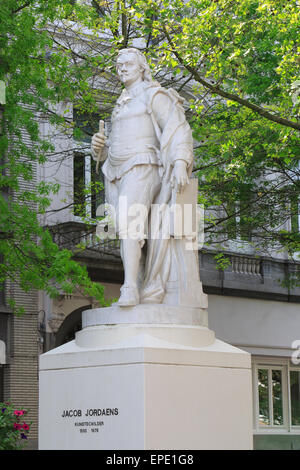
1,100,300,451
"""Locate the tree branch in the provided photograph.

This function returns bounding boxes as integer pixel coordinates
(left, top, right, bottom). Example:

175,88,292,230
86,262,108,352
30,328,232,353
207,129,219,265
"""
162,26,300,132
12,1,33,15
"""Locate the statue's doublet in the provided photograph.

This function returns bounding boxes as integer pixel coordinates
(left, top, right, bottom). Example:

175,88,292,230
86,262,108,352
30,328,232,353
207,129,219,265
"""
102,81,162,182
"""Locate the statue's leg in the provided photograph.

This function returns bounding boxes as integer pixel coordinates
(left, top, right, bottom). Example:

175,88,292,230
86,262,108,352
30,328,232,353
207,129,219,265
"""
116,165,161,307
118,238,141,306
141,176,172,304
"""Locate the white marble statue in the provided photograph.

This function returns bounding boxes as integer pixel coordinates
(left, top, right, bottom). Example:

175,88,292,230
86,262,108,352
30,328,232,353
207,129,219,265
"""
91,48,205,309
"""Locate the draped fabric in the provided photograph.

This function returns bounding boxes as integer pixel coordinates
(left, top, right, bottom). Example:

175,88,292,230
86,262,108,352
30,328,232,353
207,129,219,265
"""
140,87,194,303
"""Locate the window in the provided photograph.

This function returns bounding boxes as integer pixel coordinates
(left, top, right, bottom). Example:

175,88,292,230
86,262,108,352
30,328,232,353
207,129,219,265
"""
0,287,4,306
290,370,300,426
290,196,299,233
73,108,105,220
253,359,300,433
73,153,86,217
91,158,105,219
73,108,99,144
226,200,252,242
256,366,285,427
73,153,104,219
226,201,239,240
0,156,8,200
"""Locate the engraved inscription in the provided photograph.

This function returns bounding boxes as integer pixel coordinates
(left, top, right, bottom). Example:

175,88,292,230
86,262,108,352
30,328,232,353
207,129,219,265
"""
60,407,119,435
61,408,119,418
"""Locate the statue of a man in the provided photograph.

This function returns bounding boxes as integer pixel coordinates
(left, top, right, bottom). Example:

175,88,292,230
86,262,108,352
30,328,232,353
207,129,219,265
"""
91,48,201,308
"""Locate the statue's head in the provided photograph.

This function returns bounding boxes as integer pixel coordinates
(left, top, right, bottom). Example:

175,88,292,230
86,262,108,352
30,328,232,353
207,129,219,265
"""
116,48,153,86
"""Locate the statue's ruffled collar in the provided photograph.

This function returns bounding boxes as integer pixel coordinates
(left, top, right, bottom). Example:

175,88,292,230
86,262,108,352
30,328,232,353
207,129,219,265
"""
118,80,160,103
112,80,160,119
117,81,146,105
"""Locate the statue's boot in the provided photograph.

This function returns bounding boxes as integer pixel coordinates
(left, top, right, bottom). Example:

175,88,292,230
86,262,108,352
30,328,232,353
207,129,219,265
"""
118,239,141,307
118,284,139,307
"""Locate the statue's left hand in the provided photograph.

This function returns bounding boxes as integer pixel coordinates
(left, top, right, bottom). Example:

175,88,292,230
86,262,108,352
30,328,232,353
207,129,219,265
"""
171,160,189,193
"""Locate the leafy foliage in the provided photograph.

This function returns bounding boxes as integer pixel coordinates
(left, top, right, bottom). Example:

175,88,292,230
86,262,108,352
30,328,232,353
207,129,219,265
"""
51,0,300,280
0,402,31,450
0,0,105,311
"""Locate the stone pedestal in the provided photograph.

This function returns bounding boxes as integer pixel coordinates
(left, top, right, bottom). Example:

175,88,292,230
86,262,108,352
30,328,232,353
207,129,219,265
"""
39,305,253,450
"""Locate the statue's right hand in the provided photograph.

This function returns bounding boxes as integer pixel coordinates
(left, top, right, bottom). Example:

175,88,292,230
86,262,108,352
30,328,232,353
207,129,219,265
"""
92,121,106,154
92,132,106,154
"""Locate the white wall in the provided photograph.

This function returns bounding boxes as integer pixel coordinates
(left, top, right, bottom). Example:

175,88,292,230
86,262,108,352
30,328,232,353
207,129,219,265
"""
208,294,300,357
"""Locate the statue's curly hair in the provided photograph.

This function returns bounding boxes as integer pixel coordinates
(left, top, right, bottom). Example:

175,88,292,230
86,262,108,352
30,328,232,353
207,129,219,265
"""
116,48,154,82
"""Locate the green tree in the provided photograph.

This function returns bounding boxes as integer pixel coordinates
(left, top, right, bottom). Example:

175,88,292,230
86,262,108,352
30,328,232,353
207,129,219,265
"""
0,0,105,313
51,0,300,282
131,0,300,264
